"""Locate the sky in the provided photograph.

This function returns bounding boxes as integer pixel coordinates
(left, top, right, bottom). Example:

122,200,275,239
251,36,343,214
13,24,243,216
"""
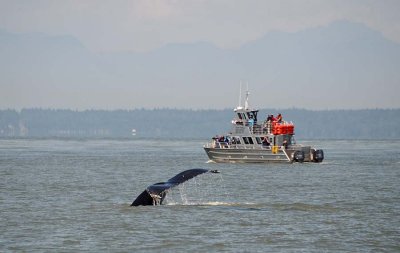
1,0,399,53
1,0,400,110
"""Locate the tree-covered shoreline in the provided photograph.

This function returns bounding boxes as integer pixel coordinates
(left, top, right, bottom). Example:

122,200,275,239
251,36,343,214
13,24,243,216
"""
1,108,399,139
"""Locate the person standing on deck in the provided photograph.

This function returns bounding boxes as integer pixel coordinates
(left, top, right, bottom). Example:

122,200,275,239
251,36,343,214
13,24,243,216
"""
276,113,283,123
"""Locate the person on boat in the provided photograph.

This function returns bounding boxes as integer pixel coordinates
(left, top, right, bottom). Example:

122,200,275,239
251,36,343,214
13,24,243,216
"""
263,115,273,134
262,136,270,147
283,139,288,149
276,113,283,123
248,115,254,127
224,136,230,144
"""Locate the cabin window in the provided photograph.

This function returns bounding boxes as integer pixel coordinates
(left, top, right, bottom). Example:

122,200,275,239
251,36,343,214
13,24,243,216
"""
243,137,254,145
241,113,247,120
248,137,254,144
237,113,242,119
255,137,262,144
231,137,241,144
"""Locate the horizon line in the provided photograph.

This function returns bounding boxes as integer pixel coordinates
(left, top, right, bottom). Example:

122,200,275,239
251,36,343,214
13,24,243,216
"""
1,107,400,112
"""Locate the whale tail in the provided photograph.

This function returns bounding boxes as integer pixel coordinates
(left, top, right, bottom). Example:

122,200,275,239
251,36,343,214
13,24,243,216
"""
131,168,219,206
131,190,154,206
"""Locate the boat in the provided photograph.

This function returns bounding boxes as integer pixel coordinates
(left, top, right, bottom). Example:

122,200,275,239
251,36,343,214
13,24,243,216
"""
203,88,324,163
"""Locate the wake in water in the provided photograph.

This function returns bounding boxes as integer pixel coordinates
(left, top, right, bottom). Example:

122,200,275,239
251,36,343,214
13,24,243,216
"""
269,202,340,212
165,201,241,206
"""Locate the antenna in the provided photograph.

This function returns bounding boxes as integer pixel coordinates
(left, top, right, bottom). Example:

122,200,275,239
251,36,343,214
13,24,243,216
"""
238,81,242,108
245,82,250,110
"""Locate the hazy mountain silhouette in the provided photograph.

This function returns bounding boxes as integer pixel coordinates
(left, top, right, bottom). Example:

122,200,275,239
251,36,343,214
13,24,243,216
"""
1,20,400,109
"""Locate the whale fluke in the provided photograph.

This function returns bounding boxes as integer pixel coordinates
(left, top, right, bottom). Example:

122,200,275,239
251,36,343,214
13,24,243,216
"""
131,168,219,206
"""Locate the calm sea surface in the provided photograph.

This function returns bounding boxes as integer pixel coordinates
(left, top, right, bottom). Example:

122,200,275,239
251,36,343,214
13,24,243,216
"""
1,138,399,252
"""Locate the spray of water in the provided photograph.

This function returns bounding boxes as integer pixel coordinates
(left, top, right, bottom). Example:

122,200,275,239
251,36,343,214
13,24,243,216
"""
164,172,233,206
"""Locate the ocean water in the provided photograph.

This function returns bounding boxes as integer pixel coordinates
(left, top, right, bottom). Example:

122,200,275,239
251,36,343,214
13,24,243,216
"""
1,138,399,252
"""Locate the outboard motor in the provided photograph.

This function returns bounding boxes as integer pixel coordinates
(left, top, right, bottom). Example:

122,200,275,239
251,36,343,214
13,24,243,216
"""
313,149,324,163
293,150,305,163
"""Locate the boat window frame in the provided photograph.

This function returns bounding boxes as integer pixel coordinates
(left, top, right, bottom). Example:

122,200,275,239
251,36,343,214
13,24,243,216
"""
233,136,241,144
248,137,254,145
242,137,254,145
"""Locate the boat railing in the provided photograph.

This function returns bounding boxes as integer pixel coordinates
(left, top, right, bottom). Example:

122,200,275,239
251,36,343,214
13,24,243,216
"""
250,125,265,135
205,141,274,150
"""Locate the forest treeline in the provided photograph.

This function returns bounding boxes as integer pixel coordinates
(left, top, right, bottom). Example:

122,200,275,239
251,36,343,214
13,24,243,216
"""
1,108,399,139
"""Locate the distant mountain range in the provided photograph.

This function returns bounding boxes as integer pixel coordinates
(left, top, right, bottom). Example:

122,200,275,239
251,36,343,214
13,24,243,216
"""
1,20,400,109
